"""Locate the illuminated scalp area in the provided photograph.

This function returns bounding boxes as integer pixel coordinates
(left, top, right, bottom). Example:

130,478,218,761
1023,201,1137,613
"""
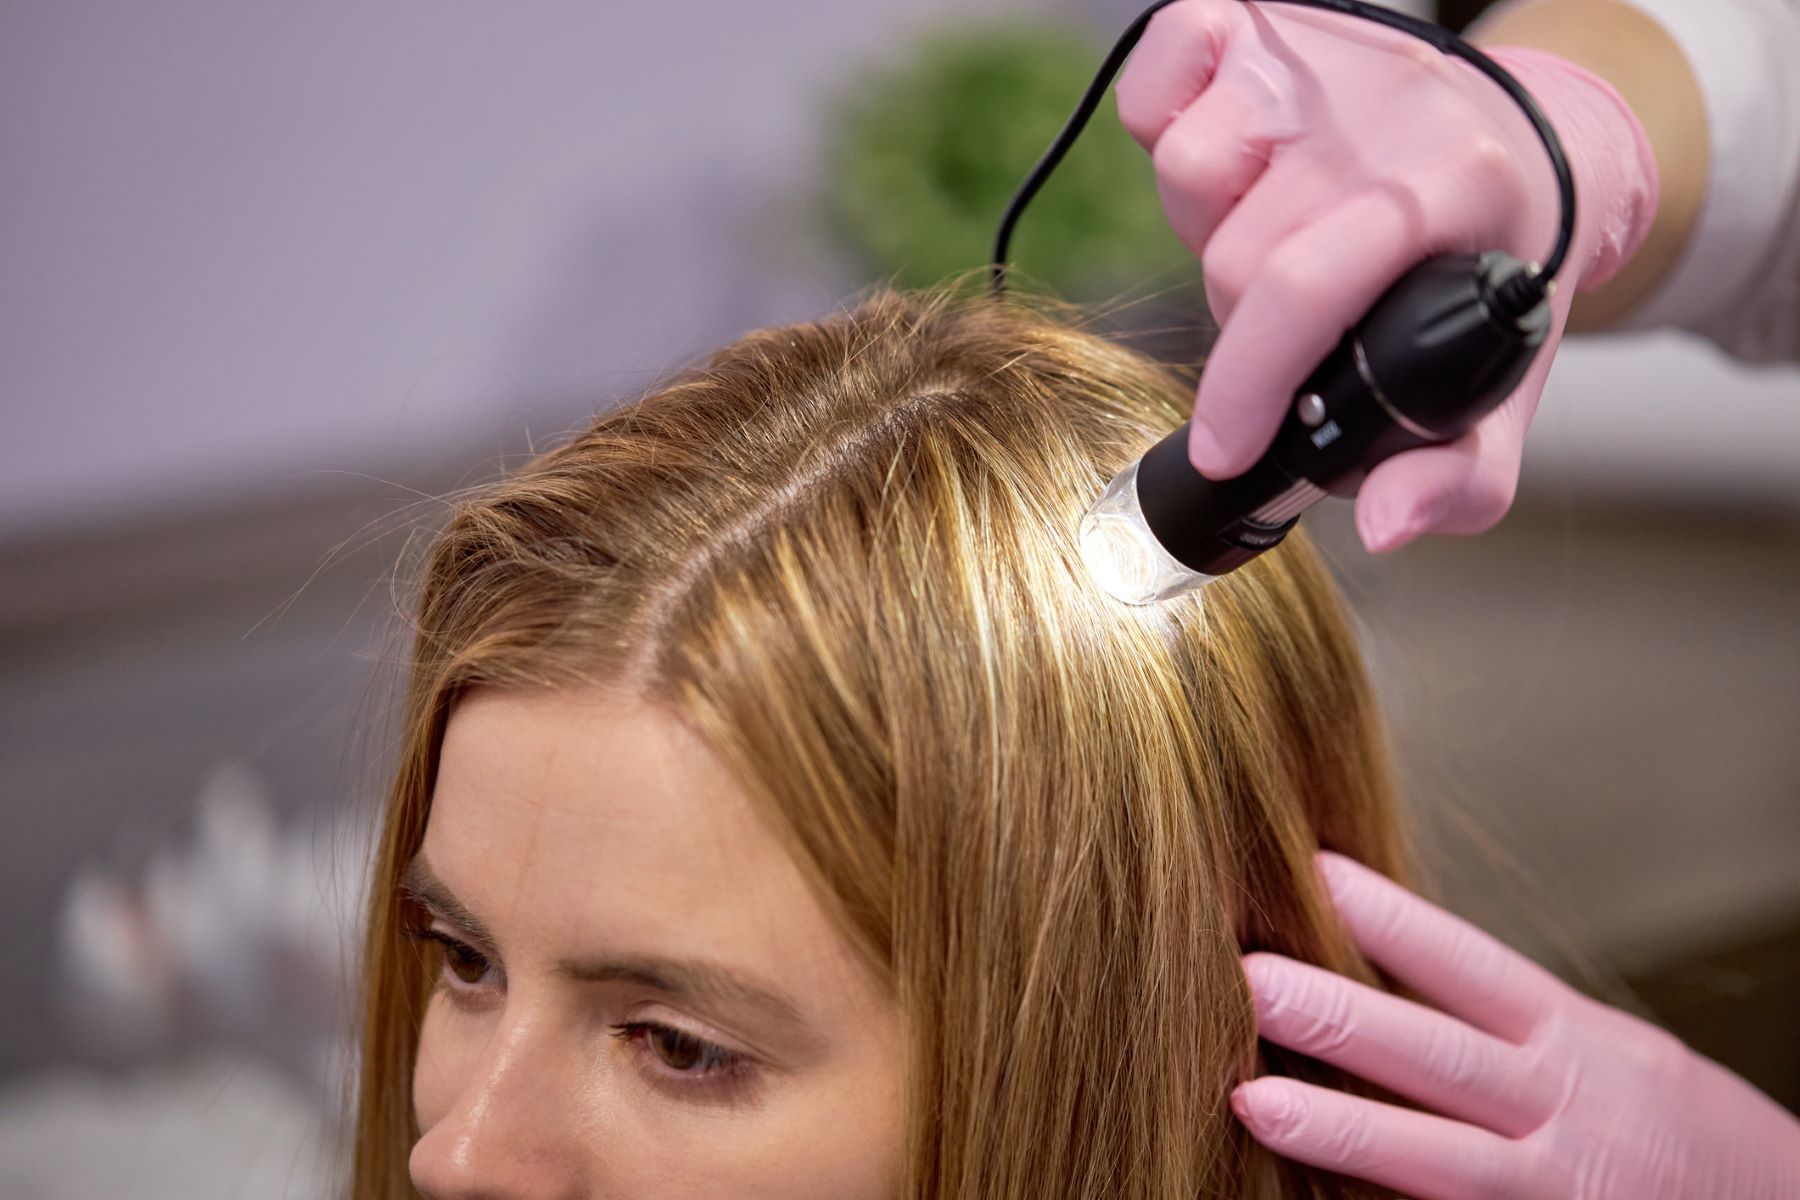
1077,460,1213,605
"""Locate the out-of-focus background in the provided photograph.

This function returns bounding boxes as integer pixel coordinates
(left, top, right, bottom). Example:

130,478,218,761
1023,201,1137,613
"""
2,0,1795,1195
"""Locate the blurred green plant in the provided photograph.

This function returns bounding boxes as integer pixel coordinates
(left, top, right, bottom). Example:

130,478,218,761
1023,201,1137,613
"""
823,20,1196,298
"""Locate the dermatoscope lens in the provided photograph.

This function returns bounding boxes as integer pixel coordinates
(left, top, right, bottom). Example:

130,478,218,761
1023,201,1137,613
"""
1077,460,1213,605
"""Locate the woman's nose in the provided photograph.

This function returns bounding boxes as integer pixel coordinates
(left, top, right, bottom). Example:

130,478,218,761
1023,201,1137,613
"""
409,1007,590,1200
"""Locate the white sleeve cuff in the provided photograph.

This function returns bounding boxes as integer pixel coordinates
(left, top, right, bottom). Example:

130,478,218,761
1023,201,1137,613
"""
1609,0,1800,332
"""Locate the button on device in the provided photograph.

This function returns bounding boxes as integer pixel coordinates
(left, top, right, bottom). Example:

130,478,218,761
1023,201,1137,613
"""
1296,392,1327,428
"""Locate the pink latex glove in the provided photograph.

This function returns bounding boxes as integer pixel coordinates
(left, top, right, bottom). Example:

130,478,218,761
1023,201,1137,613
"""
1115,1,1659,552
1234,852,1800,1199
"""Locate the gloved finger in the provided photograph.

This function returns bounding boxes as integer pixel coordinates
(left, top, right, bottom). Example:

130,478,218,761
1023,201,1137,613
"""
1115,0,1251,150
1316,852,1567,1043
1231,1076,1526,1200
1199,157,1349,324
1150,82,1278,260
1187,185,1422,478
1243,952,1559,1136
1352,407,1524,552
1352,328,1553,552
1189,148,1527,478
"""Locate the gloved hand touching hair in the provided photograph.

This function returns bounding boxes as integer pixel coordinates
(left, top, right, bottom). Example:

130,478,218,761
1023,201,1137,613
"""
1116,0,1659,552
1235,852,1800,1199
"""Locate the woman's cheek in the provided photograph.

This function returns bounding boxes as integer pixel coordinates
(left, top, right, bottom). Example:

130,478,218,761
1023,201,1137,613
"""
737,1056,903,1199
611,1097,902,1200
411,995,484,1130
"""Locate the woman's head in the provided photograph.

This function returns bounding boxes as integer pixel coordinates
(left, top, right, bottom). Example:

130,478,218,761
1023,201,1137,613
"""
355,287,1408,1198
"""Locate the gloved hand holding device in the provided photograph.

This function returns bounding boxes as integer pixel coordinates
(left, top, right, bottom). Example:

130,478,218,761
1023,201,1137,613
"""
1115,0,1660,552
1236,853,1800,1199
1096,5,1800,1189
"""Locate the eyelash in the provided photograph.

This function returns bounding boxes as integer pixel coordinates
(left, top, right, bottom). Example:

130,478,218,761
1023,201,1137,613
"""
402,923,755,1092
609,1021,754,1088
405,926,503,999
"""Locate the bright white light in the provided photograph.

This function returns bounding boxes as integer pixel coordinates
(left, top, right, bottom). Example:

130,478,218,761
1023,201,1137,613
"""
1079,509,1161,603
1077,461,1214,605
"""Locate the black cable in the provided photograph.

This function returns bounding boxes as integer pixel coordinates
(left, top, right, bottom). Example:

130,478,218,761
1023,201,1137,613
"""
988,0,1576,317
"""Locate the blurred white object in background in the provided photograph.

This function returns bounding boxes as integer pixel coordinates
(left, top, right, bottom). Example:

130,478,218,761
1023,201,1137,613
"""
19,761,368,1196
148,764,285,1032
55,865,177,1054
53,760,368,1090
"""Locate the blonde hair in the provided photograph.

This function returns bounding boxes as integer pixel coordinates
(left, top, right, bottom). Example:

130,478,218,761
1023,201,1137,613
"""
352,286,1410,1198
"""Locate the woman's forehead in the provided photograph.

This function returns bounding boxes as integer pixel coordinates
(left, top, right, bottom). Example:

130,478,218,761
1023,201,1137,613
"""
420,689,879,1016
433,691,737,851
429,690,776,923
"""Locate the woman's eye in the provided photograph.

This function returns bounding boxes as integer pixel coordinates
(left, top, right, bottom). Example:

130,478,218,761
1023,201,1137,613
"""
613,1021,746,1079
440,939,491,985
407,926,499,993
647,1024,707,1071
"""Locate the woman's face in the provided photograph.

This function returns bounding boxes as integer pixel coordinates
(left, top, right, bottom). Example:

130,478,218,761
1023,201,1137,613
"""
407,688,903,1198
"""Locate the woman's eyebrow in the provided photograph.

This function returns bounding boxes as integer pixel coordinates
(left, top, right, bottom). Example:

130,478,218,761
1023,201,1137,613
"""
400,852,498,949
399,852,807,1032
555,953,806,1029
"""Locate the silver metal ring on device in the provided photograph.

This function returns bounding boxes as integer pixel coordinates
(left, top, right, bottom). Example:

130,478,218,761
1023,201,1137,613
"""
1352,336,1436,442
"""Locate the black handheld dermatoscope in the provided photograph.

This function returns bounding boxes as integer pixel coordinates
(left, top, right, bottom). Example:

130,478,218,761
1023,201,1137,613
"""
990,0,1574,604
